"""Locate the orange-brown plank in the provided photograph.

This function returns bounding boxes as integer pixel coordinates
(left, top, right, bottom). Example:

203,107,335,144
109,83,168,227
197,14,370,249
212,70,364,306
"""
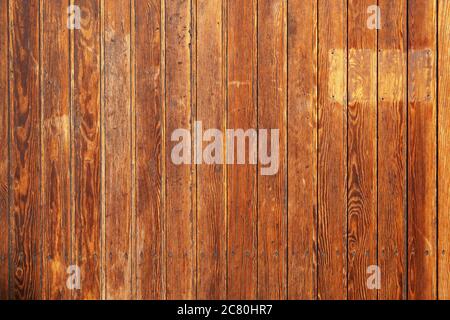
287,0,317,300
347,0,377,300
378,0,407,300
104,0,133,299
196,0,226,299
227,0,257,299
408,0,437,300
135,0,164,300
0,0,9,300
165,0,195,299
317,0,347,300
257,0,287,300
41,0,71,300
438,0,450,300
73,0,102,300
9,0,42,299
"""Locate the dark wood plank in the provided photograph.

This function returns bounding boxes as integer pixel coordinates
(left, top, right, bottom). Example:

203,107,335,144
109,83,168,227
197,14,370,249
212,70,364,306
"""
378,0,407,300
287,0,317,300
257,0,287,300
317,0,347,300
438,0,450,300
0,0,9,300
73,0,102,300
104,0,133,299
9,0,42,300
227,0,257,299
408,0,437,300
196,0,226,299
347,0,377,300
41,0,71,300
165,0,195,299
135,0,164,300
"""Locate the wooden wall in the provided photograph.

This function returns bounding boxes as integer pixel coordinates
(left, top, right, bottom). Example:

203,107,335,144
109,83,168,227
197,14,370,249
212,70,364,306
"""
0,0,449,300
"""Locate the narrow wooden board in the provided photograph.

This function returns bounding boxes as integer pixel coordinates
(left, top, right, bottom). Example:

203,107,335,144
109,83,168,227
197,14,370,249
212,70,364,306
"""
104,0,133,299
135,0,164,300
227,0,257,299
408,0,437,300
257,0,287,300
196,0,226,299
378,0,407,300
287,0,317,300
9,0,42,300
0,0,9,300
41,0,71,300
73,0,102,300
165,0,195,299
317,0,348,300
347,0,377,300
438,0,450,300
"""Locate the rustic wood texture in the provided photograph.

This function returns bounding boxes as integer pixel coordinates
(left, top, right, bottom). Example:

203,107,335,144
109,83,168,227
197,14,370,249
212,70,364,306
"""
408,0,437,300
1,0,450,300
378,0,407,300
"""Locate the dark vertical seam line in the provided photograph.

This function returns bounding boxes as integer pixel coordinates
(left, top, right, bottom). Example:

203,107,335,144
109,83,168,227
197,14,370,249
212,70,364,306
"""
436,0,439,300
406,0,409,300
161,0,167,300
285,0,289,300
130,0,134,298
100,0,106,299
39,0,44,299
7,0,11,300
376,0,379,301
193,0,198,299
255,0,259,299
346,0,349,300
163,0,168,299
223,0,228,300
69,0,74,300
316,0,319,300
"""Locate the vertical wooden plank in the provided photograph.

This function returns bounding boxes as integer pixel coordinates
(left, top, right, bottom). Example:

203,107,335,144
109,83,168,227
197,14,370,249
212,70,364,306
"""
41,0,71,300
257,0,287,300
347,0,377,300
0,0,9,300
408,0,437,300
73,0,102,300
9,0,42,300
104,0,132,300
438,0,450,300
227,0,257,300
378,0,407,300
135,0,164,300
196,0,226,299
287,0,317,300
165,0,195,299
317,0,347,300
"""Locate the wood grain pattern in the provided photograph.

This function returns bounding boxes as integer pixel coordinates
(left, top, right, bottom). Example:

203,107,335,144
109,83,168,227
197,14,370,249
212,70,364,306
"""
135,0,164,300
378,0,407,300
9,0,42,300
196,0,226,299
287,0,317,300
0,0,9,300
347,0,377,300
104,0,132,299
41,0,71,300
257,0,287,300
165,0,195,299
226,0,257,300
438,0,450,300
73,0,102,300
317,0,348,300
408,0,437,300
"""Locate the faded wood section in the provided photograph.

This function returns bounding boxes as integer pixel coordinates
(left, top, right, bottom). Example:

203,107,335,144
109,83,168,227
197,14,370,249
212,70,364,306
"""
438,0,450,300
226,0,257,300
73,0,102,300
196,0,226,299
257,0,287,300
0,0,9,300
165,0,195,299
9,0,42,300
104,0,133,299
408,0,437,300
378,0,407,300
317,0,348,300
287,0,317,300
347,0,377,300
135,0,164,300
